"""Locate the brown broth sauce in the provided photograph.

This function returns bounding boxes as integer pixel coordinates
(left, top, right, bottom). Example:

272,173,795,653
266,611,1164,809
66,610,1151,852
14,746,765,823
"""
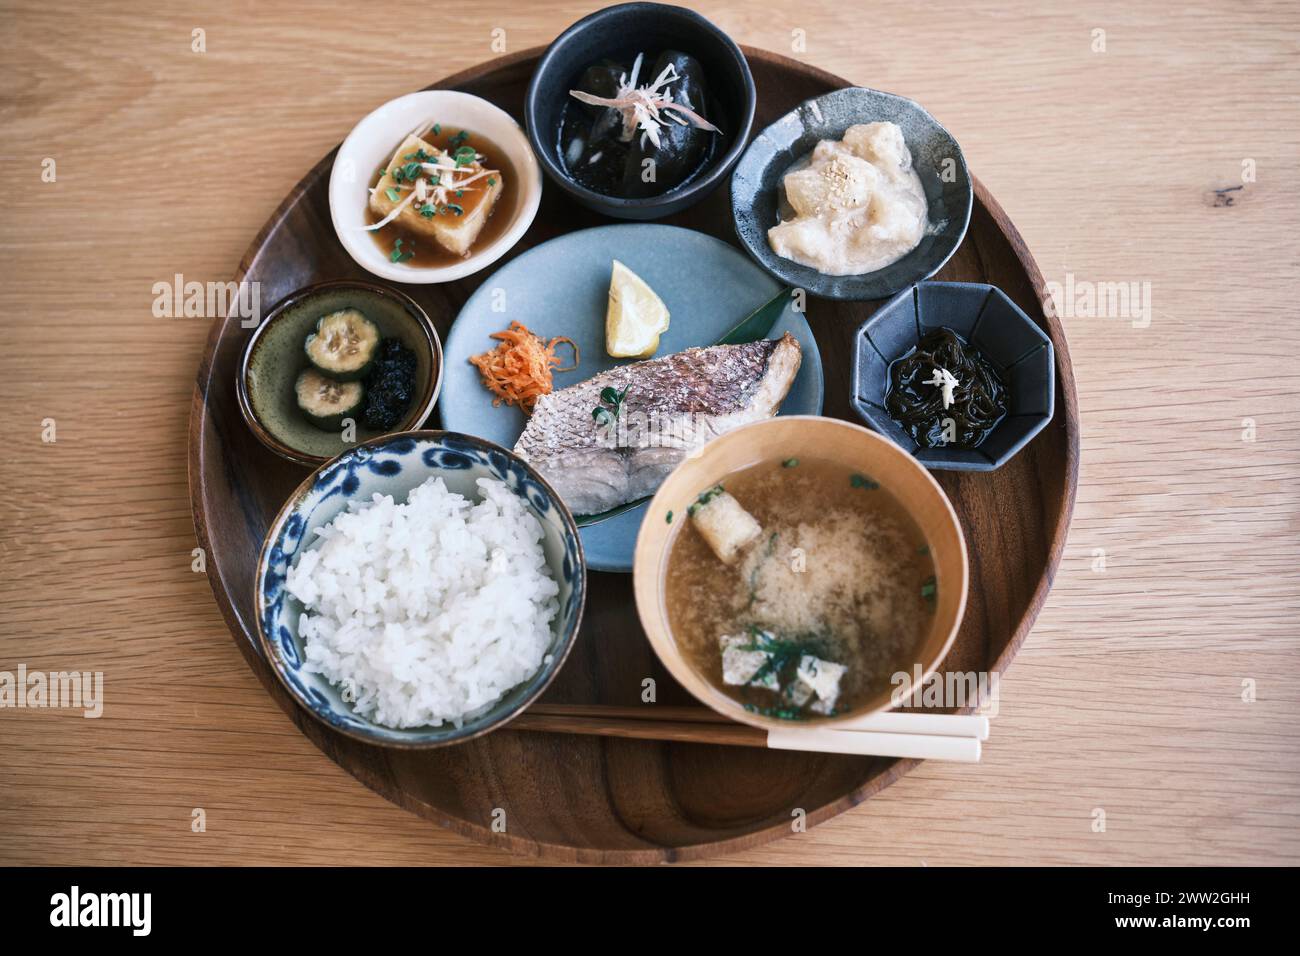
664,458,937,717
365,125,518,267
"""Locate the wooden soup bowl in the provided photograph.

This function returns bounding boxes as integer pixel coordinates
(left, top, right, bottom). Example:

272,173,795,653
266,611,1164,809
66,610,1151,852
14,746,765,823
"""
633,415,969,731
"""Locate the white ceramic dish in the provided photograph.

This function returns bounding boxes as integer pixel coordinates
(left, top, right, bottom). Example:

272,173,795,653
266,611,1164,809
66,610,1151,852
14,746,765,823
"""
328,91,543,284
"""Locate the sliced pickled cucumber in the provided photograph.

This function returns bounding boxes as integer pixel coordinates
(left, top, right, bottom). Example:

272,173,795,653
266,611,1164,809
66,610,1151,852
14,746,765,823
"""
304,309,380,380
295,368,364,430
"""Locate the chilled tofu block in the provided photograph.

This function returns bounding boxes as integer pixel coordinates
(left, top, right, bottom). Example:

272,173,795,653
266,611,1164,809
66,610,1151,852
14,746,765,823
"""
719,633,779,691
690,489,762,565
368,134,505,257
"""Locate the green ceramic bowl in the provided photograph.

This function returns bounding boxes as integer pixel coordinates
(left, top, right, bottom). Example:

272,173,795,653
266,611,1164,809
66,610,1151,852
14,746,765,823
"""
237,280,443,465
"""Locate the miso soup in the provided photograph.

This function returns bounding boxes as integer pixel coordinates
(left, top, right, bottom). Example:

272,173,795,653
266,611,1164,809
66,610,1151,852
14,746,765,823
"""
663,457,937,719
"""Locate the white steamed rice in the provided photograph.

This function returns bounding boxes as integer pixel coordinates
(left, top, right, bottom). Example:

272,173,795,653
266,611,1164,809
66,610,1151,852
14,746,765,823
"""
284,476,560,729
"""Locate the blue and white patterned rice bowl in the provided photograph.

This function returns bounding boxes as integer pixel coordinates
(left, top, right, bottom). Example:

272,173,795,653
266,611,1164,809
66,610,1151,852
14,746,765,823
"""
254,430,586,748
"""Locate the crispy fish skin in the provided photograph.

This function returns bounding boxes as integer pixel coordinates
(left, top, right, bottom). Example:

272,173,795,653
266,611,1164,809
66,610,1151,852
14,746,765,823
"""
513,333,802,515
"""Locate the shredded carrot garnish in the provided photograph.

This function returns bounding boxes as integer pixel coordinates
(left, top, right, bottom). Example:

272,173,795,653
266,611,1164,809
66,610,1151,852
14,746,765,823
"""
468,321,579,411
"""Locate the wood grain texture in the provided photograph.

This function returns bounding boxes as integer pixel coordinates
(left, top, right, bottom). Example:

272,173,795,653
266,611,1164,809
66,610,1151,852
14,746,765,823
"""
2,0,1298,866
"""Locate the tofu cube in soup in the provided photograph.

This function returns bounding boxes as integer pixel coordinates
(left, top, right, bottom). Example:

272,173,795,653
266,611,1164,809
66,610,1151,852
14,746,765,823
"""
690,488,762,565
369,134,505,257
719,633,779,691
797,655,847,714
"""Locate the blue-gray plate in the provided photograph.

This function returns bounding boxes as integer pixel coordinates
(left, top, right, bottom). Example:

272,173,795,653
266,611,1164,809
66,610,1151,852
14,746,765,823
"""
441,223,825,572
731,86,973,301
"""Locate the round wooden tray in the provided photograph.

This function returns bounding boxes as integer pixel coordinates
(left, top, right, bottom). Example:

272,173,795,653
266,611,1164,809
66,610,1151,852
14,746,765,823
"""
189,47,1079,863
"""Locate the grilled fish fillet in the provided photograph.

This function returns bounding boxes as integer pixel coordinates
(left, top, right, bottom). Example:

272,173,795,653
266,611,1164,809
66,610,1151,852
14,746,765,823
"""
514,333,802,515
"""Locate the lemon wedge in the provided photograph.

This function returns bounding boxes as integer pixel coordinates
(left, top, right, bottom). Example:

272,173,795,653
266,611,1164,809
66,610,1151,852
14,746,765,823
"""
606,260,670,359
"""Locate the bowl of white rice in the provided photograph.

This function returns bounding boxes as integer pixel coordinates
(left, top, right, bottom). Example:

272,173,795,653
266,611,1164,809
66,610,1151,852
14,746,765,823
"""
254,430,586,747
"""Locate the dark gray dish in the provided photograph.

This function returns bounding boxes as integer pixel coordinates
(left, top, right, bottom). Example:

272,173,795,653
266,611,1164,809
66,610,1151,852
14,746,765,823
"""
524,2,755,220
851,282,1054,471
731,87,973,301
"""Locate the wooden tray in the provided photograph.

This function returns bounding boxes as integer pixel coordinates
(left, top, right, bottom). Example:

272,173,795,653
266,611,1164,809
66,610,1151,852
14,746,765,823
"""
189,47,1079,863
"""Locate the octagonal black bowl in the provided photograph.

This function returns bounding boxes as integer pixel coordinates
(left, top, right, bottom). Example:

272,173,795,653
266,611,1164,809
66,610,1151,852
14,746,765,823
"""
731,86,972,301
851,282,1054,471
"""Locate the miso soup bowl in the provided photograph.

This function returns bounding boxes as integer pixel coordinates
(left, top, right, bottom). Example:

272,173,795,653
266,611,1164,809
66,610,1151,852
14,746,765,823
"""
633,416,968,732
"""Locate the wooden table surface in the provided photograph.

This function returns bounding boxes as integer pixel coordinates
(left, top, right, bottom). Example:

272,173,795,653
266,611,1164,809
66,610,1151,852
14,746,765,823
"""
2,0,1297,866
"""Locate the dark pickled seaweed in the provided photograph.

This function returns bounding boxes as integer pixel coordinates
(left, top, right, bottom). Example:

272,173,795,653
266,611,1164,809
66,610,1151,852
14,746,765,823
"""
362,338,418,431
561,49,719,198
885,328,1007,449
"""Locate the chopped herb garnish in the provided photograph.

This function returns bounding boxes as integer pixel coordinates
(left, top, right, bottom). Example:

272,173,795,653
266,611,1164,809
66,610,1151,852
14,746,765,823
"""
665,511,673,524
687,484,725,517
448,129,470,149
431,123,441,135
921,575,937,607
388,237,415,263
454,144,477,167
850,473,879,489
401,161,422,181
782,458,799,468
743,532,779,609
917,544,930,556
487,177,496,186
456,189,464,197
419,204,436,218
738,629,833,700
744,703,806,721
592,384,629,428
384,187,401,202
444,202,464,216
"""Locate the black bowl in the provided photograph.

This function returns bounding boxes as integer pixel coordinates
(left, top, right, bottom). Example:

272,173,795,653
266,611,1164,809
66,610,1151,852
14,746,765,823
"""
850,282,1054,471
732,87,973,301
524,2,755,220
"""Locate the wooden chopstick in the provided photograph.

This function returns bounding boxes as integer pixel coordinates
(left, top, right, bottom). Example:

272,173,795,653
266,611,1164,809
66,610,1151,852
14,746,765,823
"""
510,712,767,747
527,703,989,740
511,704,985,762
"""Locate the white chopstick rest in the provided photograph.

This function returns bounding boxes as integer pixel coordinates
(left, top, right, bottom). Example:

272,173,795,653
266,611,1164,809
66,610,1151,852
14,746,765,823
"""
766,727,983,763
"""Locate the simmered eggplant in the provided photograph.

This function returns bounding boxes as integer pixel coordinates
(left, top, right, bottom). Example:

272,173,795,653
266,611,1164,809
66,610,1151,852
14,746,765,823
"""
622,51,709,198
304,309,380,380
295,368,364,430
563,60,633,194
560,49,719,198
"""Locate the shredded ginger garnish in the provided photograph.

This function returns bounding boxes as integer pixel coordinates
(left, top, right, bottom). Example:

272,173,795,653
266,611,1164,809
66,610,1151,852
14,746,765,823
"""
363,126,499,231
568,52,720,149
924,366,961,410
